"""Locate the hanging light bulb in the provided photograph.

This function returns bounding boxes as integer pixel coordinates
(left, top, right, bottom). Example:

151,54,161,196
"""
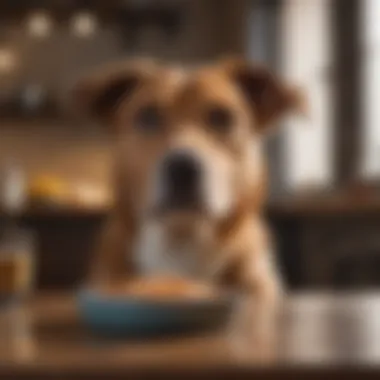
70,12,97,38
0,49,16,73
27,11,53,38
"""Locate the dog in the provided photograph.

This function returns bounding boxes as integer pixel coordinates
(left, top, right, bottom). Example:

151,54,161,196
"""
74,58,305,309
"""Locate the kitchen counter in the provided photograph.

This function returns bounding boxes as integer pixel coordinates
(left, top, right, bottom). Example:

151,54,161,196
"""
4,193,380,220
1,293,380,379
1,188,380,219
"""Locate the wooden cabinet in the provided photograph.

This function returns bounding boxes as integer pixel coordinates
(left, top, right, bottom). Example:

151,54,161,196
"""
0,209,105,290
298,217,380,289
269,198,380,290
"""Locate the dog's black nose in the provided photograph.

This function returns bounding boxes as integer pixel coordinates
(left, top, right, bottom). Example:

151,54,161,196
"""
162,152,201,207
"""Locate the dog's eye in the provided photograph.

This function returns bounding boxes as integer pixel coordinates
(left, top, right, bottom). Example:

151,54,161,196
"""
134,104,163,133
205,105,234,134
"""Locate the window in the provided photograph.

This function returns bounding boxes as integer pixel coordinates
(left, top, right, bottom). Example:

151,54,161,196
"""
281,0,333,191
247,0,334,194
361,0,380,179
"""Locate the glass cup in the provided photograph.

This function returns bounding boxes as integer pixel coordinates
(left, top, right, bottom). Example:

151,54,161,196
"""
0,226,35,304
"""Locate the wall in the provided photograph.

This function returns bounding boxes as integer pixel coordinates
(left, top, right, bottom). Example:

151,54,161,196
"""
0,122,111,189
0,1,246,192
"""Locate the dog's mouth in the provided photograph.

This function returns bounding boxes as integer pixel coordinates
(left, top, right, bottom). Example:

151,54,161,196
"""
152,196,206,218
151,202,211,244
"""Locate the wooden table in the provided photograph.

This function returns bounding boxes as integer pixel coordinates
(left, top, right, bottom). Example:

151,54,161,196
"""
1,294,380,379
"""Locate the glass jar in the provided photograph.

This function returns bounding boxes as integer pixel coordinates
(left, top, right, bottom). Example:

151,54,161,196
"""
0,226,35,304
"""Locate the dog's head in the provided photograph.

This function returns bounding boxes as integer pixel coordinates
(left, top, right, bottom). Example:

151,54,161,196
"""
74,59,305,225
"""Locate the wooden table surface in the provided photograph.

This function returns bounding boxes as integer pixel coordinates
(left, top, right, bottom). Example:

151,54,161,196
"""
1,293,380,379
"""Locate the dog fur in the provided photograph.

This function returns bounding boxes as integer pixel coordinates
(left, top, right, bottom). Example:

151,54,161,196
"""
74,58,305,306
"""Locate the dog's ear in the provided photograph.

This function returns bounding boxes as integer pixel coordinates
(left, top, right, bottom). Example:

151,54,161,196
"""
223,59,307,132
73,60,156,124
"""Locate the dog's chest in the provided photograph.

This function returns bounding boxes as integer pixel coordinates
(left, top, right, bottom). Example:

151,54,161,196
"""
133,221,212,278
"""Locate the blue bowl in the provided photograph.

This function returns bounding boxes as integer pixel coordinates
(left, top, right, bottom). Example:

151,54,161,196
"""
77,289,235,337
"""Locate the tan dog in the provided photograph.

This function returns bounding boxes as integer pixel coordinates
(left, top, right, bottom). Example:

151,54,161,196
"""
74,58,304,307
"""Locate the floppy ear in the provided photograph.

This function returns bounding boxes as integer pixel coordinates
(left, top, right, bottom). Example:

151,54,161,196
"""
73,59,156,124
223,59,307,132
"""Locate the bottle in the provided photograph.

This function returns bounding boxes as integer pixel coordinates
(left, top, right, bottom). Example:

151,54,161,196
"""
1,160,27,215
0,160,35,304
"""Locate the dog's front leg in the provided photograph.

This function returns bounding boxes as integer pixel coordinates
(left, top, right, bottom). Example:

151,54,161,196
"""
225,217,283,361
218,217,283,305
228,250,283,363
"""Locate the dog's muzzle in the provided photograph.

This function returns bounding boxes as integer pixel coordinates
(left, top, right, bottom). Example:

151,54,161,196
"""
159,151,203,211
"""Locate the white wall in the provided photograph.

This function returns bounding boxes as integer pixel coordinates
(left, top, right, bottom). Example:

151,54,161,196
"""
361,0,380,179
281,0,333,190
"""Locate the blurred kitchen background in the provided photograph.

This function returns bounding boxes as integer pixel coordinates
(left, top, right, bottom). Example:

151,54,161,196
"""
0,0,379,292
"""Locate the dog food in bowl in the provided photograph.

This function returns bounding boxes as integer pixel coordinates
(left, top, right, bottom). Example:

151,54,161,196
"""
98,276,218,300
